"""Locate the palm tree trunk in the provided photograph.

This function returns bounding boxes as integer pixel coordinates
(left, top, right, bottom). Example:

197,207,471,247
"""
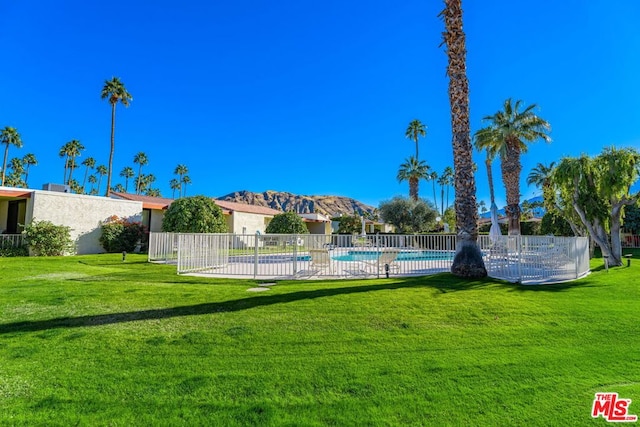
442,0,486,278
485,156,495,204
410,178,418,201
502,140,521,235
106,103,116,196
1,145,9,186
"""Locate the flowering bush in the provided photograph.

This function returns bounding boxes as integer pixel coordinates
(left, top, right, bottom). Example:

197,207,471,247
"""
99,216,147,253
23,220,74,256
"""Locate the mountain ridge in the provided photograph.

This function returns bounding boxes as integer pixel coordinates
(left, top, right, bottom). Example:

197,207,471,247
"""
216,190,375,218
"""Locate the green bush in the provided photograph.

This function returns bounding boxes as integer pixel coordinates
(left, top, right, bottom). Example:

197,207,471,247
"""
99,216,147,253
162,196,227,233
0,241,29,257
336,214,362,234
266,211,308,234
23,220,74,256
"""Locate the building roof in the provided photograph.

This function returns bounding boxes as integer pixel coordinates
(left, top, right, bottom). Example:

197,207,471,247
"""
213,199,281,216
111,192,283,216
110,192,174,210
0,187,33,199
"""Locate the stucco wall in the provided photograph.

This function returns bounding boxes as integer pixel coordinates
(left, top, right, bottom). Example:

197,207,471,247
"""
231,211,270,234
149,209,164,232
0,200,7,232
28,190,143,254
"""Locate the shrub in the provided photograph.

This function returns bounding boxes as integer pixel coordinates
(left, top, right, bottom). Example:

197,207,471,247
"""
99,215,147,253
23,220,74,256
162,196,227,233
0,241,29,257
336,214,362,234
266,211,308,234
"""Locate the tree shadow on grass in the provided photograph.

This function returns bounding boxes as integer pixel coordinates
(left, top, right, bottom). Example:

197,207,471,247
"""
0,272,597,335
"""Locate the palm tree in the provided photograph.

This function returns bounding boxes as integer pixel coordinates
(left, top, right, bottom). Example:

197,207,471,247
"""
7,157,25,187
474,98,551,235
119,166,135,193
1,127,23,187
145,188,162,197
133,152,148,194
22,153,37,187
101,77,133,196
169,178,181,199
397,156,430,201
112,183,126,193
66,140,84,183
441,0,486,278
81,157,96,193
181,175,191,197
405,119,427,160
429,170,438,209
437,174,447,215
95,165,107,195
174,164,189,197
527,161,556,211
88,174,97,193
442,166,454,212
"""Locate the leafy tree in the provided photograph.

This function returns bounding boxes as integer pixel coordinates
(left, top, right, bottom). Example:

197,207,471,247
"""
622,202,640,234
119,166,135,193
443,205,456,232
100,215,146,252
101,77,132,196
397,156,430,201
22,153,37,187
162,196,227,233
265,211,308,234
336,214,362,234
378,196,437,233
133,152,148,194
81,156,96,193
1,126,23,187
540,211,574,236
405,119,427,159
474,99,551,235
23,220,74,256
552,146,640,265
440,0,486,277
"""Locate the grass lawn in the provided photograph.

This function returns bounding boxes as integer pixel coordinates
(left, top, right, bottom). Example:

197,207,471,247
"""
1,253,639,426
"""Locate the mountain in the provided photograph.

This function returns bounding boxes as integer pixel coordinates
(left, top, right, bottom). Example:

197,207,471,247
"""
216,190,376,218
479,196,545,218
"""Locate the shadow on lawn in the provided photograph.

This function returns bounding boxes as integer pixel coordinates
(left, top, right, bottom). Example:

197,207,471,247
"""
0,273,596,335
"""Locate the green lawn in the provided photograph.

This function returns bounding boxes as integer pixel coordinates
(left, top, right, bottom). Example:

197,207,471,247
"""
1,253,638,426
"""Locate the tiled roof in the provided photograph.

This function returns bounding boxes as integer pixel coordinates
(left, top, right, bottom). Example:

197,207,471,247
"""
111,192,282,216
214,200,282,216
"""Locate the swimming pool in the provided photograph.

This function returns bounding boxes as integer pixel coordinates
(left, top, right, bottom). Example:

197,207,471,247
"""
332,250,455,262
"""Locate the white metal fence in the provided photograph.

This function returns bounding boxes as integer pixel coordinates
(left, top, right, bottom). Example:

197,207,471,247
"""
151,232,590,284
0,234,25,248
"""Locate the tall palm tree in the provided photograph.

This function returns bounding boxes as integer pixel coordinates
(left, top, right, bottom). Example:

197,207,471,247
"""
405,119,427,160
133,152,148,195
527,161,556,211
442,166,454,212
181,175,191,197
429,170,438,209
474,98,551,235
112,183,126,193
174,164,189,197
119,166,135,193
81,156,96,193
441,0,486,277
169,178,181,199
22,153,37,187
95,164,107,195
397,156,430,201
88,174,97,193
101,77,132,196
8,157,25,187
66,140,84,183
1,127,23,187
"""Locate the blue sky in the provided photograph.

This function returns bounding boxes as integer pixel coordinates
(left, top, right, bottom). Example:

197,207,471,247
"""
2,1,639,209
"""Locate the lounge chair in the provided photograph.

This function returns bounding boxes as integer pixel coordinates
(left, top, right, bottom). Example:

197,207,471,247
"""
364,250,400,275
309,249,333,275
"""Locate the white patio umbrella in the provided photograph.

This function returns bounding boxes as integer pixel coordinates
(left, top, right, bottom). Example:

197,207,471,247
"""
361,215,366,236
489,202,502,242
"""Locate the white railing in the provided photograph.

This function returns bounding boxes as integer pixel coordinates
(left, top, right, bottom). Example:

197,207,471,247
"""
148,232,179,262
0,234,25,248
162,232,590,284
177,233,230,274
477,235,590,284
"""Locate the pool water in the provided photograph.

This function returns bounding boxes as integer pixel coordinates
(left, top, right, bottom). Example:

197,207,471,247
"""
332,250,454,262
